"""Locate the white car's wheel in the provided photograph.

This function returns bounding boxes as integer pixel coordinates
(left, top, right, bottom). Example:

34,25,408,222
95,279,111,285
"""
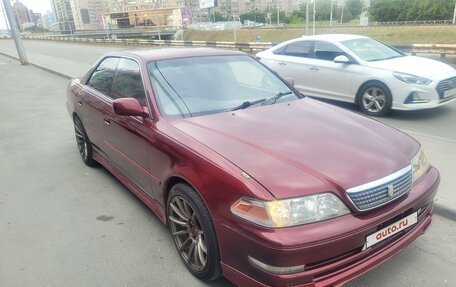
357,82,392,117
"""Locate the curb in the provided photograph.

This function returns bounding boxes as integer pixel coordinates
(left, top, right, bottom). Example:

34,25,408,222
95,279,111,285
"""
1,50,455,222
434,201,456,221
0,51,72,79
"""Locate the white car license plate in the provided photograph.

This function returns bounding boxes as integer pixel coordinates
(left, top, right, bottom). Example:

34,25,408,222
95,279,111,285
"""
443,87,456,98
365,212,418,249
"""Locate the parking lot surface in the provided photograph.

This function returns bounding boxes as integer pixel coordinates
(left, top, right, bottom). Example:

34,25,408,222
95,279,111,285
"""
0,51,455,287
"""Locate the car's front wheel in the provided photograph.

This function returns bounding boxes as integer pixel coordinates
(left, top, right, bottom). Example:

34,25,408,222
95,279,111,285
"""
167,183,222,281
357,82,392,117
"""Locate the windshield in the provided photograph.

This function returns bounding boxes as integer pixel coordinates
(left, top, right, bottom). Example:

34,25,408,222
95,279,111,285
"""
148,55,298,117
342,38,405,62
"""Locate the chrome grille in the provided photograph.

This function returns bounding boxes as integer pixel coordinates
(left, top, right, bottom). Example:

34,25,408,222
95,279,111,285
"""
347,166,412,212
436,77,456,98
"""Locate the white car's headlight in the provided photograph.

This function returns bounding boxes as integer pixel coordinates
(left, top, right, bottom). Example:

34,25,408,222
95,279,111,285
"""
393,72,432,85
231,193,350,228
411,148,430,183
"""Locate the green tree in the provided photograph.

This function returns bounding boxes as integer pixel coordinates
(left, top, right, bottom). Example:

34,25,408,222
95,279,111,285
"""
370,0,456,22
240,11,267,24
214,12,227,22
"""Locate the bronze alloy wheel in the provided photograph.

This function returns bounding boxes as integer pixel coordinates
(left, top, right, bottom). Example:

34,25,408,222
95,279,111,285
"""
169,195,208,271
73,116,95,166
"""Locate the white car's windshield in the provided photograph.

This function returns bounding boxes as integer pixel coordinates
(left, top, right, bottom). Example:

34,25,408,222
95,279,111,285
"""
342,38,405,62
148,55,299,117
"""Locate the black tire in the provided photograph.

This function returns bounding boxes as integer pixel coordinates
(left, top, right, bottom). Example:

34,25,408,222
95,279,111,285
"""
73,116,96,166
167,183,222,281
357,82,392,117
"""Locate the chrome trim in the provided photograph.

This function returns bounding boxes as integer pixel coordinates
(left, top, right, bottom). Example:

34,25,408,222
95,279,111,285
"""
346,165,412,212
347,165,411,193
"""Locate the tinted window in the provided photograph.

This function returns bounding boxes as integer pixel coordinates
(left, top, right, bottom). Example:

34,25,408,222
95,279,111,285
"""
149,55,298,117
283,41,313,58
88,57,119,95
314,41,345,61
110,58,146,106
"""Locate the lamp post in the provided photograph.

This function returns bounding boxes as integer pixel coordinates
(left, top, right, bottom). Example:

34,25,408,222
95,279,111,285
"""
2,0,27,64
330,0,334,27
453,1,456,25
312,0,316,35
305,0,309,35
232,15,237,43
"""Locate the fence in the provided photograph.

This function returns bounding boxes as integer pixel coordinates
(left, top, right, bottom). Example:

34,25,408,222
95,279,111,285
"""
2,35,456,58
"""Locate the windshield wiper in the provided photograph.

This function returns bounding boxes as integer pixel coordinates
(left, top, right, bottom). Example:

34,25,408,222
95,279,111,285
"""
231,98,266,111
261,91,293,106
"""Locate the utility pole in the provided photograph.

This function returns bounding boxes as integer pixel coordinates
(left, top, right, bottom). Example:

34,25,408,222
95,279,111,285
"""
340,3,345,25
2,0,27,65
312,0,316,35
453,1,456,25
305,0,309,35
330,0,333,26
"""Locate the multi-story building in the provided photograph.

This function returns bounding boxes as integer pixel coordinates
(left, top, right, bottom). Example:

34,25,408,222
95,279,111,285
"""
12,1,32,31
43,11,57,30
70,0,113,30
51,0,75,33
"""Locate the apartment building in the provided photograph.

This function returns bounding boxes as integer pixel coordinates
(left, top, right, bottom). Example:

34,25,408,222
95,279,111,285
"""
51,0,75,32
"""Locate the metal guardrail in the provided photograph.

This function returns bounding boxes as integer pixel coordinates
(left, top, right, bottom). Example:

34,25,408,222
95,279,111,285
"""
411,44,456,58
2,35,456,57
19,35,275,52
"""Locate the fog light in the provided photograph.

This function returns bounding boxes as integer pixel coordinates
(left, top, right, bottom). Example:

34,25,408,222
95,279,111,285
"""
405,92,430,104
248,256,305,275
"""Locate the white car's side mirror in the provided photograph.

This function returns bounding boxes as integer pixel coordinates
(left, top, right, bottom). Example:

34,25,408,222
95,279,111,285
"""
334,55,351,64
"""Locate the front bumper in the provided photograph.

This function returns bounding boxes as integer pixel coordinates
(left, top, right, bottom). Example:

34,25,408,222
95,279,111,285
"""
218,167,439,287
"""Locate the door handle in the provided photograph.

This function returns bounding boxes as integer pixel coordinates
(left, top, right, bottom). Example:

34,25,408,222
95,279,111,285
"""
278,62,287,66
77,100,82,106
104,119,110,125
310,66,320,71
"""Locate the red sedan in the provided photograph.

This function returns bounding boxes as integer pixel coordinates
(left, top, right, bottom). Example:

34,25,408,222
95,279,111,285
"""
67,48,439,287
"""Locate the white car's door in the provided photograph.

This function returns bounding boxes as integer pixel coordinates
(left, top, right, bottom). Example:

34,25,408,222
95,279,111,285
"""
260,41,316,95
305,41,355,101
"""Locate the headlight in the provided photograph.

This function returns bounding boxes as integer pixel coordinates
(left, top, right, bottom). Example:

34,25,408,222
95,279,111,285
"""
411,148,430,183
231,193,350,228
393,72,432,85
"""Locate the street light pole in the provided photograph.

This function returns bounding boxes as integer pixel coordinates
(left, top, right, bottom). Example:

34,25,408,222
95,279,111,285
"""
330,0,333,27
453,1,456,25
232,15,237,43
305,0,309,35
312,0,316,35
1,0,27,64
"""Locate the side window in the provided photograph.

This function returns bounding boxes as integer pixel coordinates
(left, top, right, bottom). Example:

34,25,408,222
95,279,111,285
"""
283,41,313,58
314,41,345,61
87,57,119,95
110,58,146,106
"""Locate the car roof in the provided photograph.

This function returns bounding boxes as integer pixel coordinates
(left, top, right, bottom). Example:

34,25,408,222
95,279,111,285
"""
300,34,369,43
106,47,246,62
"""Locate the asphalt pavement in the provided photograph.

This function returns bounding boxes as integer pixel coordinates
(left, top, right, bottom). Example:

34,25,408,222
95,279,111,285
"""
1,41,456,287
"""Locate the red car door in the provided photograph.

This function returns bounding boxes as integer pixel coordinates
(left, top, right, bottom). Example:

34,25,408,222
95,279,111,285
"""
100,58,156,198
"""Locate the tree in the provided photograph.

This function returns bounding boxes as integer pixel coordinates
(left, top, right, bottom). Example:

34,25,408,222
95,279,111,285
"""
214,12,227,22
347,0,363,18
240,11,267,24
370,0,456,22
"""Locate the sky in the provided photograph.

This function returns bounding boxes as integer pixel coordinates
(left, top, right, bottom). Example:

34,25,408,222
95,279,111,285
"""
1,0,52,29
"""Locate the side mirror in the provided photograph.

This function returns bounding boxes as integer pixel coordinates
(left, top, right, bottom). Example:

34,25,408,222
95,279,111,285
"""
334,55,351,64
286,78,295,87
113,98,149,118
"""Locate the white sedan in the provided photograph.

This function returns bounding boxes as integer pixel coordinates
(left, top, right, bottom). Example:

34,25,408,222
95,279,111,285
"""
256,34,456,116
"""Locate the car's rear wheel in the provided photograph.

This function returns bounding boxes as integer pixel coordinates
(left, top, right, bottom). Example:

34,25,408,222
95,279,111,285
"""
73,116,95,166
167,183,222,281
357,82,392,117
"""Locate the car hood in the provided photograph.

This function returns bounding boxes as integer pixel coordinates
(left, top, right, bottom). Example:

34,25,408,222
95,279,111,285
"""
365,56,455,79
170,99,419,199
